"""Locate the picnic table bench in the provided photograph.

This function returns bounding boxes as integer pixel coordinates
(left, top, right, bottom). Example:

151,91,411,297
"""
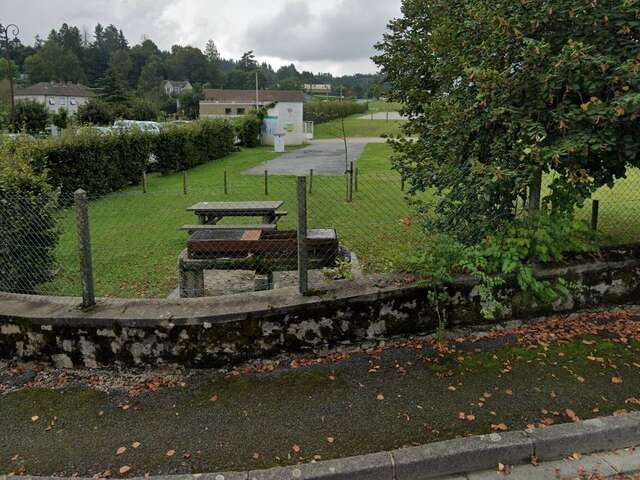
186,201,286,226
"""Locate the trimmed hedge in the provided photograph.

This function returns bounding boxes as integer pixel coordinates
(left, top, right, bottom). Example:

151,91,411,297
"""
238,113,262,148
154,119,235,174
29,129,154,200
304,100,368,124
0,136,59,294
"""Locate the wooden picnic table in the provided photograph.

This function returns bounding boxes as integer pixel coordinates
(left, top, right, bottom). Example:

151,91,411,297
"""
186,201,285,225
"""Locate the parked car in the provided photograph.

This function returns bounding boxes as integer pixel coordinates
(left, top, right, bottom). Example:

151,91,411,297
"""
113,120,162,134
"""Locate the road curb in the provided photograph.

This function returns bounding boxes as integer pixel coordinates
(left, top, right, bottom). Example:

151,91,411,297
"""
7,413,640,480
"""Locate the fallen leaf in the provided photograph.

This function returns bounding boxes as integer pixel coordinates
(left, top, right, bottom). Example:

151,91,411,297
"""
327,437,335,444
376,394,385,401
466,414,476,422
492,423,508,431
116,447,127,455
252,453,261,460
565,409,579,422
209,395,219,402
571,452,582,460
576,376,585,383
448,386,457,391
612,376,623,384
505,389,513,396
119,466,131,475
292,445,301,453
166,450,176,457
132,442,141,449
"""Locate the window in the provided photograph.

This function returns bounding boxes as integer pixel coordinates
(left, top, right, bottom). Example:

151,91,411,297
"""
237,108,246,115
225,108,232,115
48,98,56,106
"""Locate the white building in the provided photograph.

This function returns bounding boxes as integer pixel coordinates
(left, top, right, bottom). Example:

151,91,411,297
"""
163,80,193,96
14,82,94,114
200,89,306,145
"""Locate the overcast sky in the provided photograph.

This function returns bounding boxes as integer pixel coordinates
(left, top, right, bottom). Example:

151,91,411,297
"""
3,0,402,75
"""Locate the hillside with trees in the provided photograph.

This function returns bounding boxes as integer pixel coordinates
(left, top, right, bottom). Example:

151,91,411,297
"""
0,22,385,122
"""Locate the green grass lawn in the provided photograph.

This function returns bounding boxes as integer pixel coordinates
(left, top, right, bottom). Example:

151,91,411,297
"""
314,114,405,140
367,99,404,112
44,144,427,298
41,143,640,299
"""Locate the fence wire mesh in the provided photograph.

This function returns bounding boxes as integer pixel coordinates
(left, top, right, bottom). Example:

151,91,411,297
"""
1,166,639,299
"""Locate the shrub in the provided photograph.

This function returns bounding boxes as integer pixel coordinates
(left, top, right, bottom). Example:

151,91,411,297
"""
238,113,262,147
154,119,235,174
0,136,59,294
51,108,69,130
304,100,368,124
9,100,49,134
29,129,155,199
130,98,160,121
77,99,115,126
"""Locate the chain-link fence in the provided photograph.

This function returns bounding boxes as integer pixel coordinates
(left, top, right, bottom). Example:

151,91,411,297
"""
2,166,639,300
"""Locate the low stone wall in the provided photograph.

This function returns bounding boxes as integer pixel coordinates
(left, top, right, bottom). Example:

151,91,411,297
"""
1,246,639,368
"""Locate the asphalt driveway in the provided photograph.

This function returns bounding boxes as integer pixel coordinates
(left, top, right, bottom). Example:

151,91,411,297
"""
243,138,385,176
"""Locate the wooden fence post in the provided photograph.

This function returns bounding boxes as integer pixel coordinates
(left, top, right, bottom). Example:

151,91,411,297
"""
224,170,228,195
355,167,359,192
74,189,96,308
309,169,314,194
183,171,187,195
142,171,148,194
348,161,354,202
264,170,269,196
297,176,309,295
591,199,600,231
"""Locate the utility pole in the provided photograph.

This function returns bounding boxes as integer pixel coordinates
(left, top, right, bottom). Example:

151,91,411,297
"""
0,23,19,122
255,70,259,110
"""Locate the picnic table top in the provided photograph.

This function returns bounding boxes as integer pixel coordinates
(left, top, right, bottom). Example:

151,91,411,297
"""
187,201,284,214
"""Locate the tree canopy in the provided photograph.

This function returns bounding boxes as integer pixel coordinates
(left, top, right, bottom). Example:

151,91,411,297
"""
375,0,640,243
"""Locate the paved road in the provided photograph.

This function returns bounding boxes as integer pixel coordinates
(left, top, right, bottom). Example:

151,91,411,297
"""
243,138,384,176
2,316,640,477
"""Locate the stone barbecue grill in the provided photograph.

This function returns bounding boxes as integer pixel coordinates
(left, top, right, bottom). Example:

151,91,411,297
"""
179,228,340,297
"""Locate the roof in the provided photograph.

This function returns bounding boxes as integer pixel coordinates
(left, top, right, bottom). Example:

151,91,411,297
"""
15,82,94,98
202,89,305,103
165,80,191,88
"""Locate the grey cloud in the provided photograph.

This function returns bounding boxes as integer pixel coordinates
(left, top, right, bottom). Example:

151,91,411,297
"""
6,0,175,46
244,0,401,62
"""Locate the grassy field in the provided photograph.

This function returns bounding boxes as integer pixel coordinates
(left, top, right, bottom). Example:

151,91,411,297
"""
44,144,426,298
41,143,640,298
367,99,404,112
314,114,405,140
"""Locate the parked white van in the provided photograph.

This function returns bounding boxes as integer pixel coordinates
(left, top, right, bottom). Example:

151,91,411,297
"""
113,120,162,134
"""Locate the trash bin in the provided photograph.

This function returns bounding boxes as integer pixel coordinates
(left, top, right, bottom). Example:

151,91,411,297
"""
274,133,286,153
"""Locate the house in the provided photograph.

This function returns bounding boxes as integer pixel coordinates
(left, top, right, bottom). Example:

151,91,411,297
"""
200,89,306,145
14,82,94,114
163,80,193,96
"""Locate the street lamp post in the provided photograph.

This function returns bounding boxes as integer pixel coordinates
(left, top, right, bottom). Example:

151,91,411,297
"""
0,23,20,120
